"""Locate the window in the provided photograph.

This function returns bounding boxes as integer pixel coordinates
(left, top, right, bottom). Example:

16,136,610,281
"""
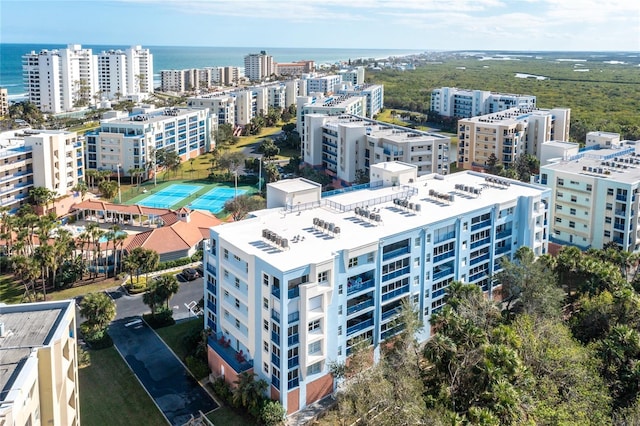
586,184,592,191
338,305,343,315
224,270,229,278
235,298,240,309
317,271,328,283
348,257,358,268
338,346,342,356
224,249,228,259
571,195,577,202
604,230,611,237
264,362,269,373
263,297,268,309
224,290,229,297
338,325,342,336
606,217,612,224
367,252,375,263
235,319,240,328
235,277,240,288
608,188,614,195
555,217,562,223
264,341,269,351
263,273,269,287
570,208,576,215
264,319,269,331
308,320,321,332
606,203,613,210
415,237,421,246
463,222,468,231
308,340,321,355
307,361,322,375
338,284,343,295
557,178,564,186
569,221,575,229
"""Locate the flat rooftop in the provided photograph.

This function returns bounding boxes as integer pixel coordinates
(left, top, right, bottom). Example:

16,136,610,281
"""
102,108,199,125
214,171,547,270
323,115,449,141
462,107,558,125
543,144,640,184
0,302,70,398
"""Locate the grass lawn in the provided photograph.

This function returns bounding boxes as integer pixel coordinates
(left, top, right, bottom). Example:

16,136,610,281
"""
79,346,168,426
208,406,257,426
47,277,123,301
0,272,25,304
155,317,203,361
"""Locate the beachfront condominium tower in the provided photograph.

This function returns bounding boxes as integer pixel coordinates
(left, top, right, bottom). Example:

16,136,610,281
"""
303,114,450,185
336,84,384,118
203,163,550,414
0,300,80,426
305,75,342,95
244,51,275,82
22,44,98,113
430,87,537,118
540,134,640,252
457,107,570,170
98,46,154,101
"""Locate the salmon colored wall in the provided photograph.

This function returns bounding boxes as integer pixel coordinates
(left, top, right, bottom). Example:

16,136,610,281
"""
287,388,300,415
207,347,254,388
306,374,333,406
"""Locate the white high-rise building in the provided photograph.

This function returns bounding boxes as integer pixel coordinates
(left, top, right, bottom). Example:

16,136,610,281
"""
244,51,275,81
203,165,550,414
98,46,154,100
303,114,450,184
430,87,536,118
22,45,98,113
305,75,342,95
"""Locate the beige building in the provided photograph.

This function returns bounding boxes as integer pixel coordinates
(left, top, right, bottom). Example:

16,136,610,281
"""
275,60,315,77
457,107,570,170
0,300,80,426
0,129,84,213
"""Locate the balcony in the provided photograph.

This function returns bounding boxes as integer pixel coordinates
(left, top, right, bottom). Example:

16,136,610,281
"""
271,353,280,366
616,194,628,202
382,266,410,283
271,331,280,344
207,300,216,313
495,246,510,256
496,229,511,240
381,307,400,321
382,246,410,261
347,277,375,296
288,311,300,323
288,356,299,369
206,263,216,276
433,251,455,264
287,334,299,346
287,287,299,299
271,310,280,323
432,266,453,281
347,318,374,336
271,286,281,299
382,284,410,302
614,223,626,231
208,334,253,374
470,253,490,266
347,298,374,316
471,219,492,232
470,237,490,250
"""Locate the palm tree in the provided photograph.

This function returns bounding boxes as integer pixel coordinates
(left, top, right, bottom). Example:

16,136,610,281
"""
29,186,57,214
34,244,54,300
154,275,180,309
114,231,127,275
80,292,116,334
99,180,119,201
86,223,104,279
85,169,98,190
11,255,39,302
233,372,268,413
72,181,89,201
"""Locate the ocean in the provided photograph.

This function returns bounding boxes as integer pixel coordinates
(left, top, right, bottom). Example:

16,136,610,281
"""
0,44,423,99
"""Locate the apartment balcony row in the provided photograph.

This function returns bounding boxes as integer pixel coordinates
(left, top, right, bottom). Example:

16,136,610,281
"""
208,333,252,374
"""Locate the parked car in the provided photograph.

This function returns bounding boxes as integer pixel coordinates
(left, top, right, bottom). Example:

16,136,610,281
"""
181,268,198,281
195,265,204,276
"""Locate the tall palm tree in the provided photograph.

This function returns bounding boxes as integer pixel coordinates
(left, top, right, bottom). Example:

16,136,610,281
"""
34,244,54,300
11,255,38,302
114,232,128,274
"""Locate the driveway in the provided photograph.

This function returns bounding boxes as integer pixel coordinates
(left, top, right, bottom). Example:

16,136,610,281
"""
107,275,204,321
109,318,218,425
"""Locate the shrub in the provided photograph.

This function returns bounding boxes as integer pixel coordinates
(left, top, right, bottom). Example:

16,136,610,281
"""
260,400,286,426
185,355,210,380
143,307,175,329
80,323,114,349
210,377,233,403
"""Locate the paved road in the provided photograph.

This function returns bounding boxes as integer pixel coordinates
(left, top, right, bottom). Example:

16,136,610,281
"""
109,318,218,425
107,275,204,321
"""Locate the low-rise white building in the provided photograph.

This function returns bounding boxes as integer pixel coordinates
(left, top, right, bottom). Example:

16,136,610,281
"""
430,87,536,118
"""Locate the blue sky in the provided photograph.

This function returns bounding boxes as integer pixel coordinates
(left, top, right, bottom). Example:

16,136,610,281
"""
1,0,638,51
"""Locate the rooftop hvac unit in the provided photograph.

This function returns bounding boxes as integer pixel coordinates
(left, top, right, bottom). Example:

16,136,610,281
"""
281,239,289,249
334,226,341,235
415,204,422,212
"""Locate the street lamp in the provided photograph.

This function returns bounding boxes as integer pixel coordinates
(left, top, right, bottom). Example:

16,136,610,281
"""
116,163,122,204
258,155,263,194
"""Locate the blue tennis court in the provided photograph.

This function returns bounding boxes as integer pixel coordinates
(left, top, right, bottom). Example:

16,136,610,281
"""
138,184,202,209
188,187,247,213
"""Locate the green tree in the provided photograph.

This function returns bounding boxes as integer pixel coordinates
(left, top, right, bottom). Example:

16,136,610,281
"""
29,186,56,213
79,292,116,335
223,194,266,221
98,180,119,200
260,400,286,426
153,274,180,309
257,138,280,160
233,372,268,416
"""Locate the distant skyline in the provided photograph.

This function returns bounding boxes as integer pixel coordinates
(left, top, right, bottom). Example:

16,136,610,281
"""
1,0,639,52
